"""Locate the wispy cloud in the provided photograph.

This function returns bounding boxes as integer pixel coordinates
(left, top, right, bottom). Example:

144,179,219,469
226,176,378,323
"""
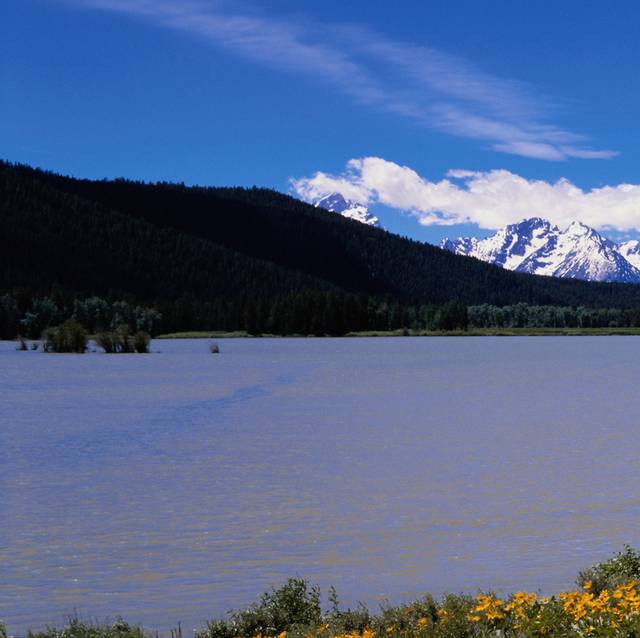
61,0,616,161
292,157,640,231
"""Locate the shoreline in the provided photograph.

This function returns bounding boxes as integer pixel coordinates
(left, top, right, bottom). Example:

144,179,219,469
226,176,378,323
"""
157,327,640,339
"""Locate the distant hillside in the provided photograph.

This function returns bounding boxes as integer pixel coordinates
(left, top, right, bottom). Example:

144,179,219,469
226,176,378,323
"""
3,161,640,335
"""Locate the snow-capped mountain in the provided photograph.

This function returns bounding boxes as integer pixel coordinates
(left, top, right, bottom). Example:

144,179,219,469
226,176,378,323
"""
440,218,640,283
441,218,556,270
314,192,380,227
618,240,640,270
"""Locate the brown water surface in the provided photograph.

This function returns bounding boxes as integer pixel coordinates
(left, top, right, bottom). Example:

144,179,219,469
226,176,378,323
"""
2,337,639,634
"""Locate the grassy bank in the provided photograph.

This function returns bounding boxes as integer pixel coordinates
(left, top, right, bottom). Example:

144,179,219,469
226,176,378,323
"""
157,330,254,339
157,327,640,339
347,327,640,337
9,547,640,638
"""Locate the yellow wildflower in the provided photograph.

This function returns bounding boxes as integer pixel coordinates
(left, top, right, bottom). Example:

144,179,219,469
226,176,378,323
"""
469,594,505,621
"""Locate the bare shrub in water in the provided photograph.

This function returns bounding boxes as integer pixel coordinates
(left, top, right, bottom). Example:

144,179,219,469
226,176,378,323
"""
96,332,117,353
96,326,150,353
133,331,151,353
116,324,133,353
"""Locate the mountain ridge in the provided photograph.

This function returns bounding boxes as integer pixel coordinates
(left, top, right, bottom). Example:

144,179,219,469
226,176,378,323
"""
441,218,640,283
6,160,640,337
313,192,381,227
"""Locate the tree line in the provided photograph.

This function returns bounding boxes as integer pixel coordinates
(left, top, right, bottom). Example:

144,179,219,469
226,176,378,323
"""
1,294,161,340
7,292,640,341
468,303,640,329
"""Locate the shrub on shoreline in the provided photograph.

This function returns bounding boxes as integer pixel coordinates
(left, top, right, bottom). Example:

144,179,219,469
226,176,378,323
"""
577,545,640,594
26,617,144,638
25,583,640,638
14,548,640,638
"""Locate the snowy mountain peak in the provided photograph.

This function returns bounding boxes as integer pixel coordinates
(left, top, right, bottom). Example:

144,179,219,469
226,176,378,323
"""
440,218,640,283
618,240,640,270
565,220,593,237
315,192,351,213
620,239,640,252
442,217,559,271
314,192,380,227
512,217,554,231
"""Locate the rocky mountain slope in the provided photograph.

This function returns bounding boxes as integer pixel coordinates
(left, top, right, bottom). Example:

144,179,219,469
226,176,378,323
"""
441,219,640,283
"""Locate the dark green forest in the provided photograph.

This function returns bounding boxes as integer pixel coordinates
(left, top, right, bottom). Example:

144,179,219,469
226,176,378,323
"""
4,160,640,339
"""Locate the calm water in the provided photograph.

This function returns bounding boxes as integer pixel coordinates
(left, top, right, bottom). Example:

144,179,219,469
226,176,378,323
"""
2,337,640,634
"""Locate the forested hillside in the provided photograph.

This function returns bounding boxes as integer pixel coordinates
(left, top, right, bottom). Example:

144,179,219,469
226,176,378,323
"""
3,160,640,337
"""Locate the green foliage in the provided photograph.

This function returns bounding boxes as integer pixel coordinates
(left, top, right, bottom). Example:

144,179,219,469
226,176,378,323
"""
328,605,371,634
196,620,235,638
577,544,640,594
468,303,640,329
20,297,60,338
27,617,145,638
6,291,640,341
197,579,322,638
42,320,87,353
432,301,468,331
72,297,112,333
374,596,440,635
1,622,7,638
431,594,476,638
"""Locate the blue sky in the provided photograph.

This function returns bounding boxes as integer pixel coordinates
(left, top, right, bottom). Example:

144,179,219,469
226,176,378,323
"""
3,0,640,243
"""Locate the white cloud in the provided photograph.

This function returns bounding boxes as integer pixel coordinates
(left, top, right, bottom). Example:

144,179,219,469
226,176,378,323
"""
59,0,616,161
292,157,640,231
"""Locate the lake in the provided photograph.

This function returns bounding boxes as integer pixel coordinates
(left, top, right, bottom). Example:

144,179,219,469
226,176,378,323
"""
2,336,640,634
